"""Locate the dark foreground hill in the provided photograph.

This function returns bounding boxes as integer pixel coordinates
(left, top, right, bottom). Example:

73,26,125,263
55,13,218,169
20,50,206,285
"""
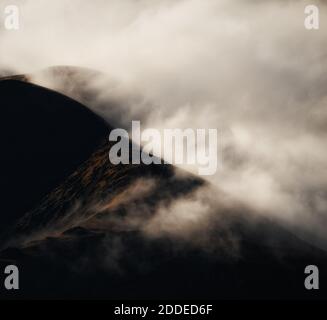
0,76,326,300
0,80,109,235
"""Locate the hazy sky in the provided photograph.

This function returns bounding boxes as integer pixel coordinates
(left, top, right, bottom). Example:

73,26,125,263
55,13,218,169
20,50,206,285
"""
1,0,327,248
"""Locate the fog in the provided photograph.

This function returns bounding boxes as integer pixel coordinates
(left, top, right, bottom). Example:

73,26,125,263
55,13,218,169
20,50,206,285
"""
1,0,327,249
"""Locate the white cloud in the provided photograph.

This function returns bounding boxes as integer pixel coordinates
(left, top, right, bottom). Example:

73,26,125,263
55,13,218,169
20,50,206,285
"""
1,0,327,248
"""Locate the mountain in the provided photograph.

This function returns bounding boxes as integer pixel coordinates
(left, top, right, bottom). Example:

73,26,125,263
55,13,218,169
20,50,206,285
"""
0,79,109,236
0,73,326,300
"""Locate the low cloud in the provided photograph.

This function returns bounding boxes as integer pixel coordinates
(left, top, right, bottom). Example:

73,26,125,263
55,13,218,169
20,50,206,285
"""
1,0,327,249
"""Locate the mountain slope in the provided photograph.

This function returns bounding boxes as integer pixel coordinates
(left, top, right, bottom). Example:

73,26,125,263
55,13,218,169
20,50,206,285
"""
0,79,109,234
0,74,326,300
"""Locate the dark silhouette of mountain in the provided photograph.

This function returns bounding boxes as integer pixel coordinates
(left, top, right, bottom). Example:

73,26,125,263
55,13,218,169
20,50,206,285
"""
0,79,109,235
0,73,327,300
